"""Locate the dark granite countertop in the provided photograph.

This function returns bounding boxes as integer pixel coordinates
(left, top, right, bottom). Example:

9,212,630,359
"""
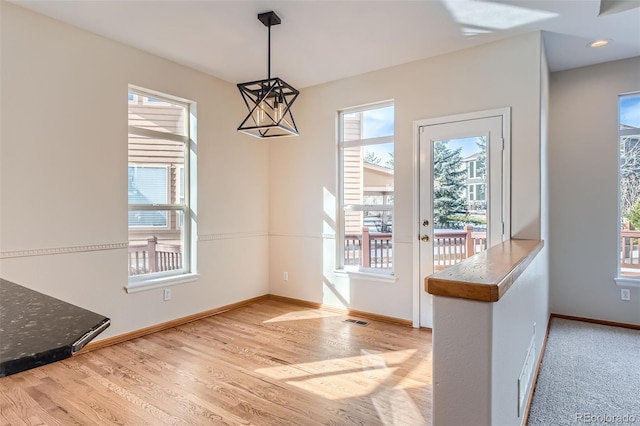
0,278,110,377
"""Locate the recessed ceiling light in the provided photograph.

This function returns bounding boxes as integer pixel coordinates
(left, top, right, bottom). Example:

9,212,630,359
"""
588,39,611,48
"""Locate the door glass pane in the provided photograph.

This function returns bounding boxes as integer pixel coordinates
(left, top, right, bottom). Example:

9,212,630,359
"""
433,137,487,271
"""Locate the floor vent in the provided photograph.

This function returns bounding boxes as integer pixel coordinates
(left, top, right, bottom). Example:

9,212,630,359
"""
343,319,369,327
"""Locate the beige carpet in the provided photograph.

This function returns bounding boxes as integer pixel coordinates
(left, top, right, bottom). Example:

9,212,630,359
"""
527,318,640,425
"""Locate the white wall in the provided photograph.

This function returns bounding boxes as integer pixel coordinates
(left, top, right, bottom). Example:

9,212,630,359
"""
269,32,545,320
0,3,269,339
549,57,640,324
431,41,550,426
432,248,547,425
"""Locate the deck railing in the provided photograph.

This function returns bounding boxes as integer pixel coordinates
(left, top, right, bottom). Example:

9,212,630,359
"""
621,230,640,275
433,225,487,270
345,228,393,268
345,225,488,270
128,236,182,276
128,229,640,275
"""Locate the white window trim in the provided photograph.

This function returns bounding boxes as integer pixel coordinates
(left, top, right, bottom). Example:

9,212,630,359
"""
337,101,395,276
125,272,200,293
614,276,640,288
333,269,397,283
127,87,194,287
142,96,171,106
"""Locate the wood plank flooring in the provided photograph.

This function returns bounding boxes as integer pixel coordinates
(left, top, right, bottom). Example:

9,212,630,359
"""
0,299,432,425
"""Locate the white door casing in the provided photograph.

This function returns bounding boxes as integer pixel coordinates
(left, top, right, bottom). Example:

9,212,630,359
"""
412,109,511,328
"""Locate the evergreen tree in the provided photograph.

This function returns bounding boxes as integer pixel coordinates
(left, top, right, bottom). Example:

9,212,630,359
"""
433,141,468,226
475,137,486,181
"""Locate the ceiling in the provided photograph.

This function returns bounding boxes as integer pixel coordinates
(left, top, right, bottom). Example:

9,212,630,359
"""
11,0,640,89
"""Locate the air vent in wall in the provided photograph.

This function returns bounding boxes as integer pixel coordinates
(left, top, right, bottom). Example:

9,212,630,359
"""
343,319,369,327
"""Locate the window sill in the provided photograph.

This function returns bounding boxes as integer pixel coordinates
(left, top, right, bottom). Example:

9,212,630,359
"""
614,276,640,288
333,269,397,283
125,273,199,293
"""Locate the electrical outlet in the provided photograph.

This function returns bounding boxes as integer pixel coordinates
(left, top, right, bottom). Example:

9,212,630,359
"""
163,288,172,301
621,288,631,301
283,272,289,281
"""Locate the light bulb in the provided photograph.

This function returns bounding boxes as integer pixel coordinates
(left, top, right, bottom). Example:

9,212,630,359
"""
255,101,266,125
274,97,284,123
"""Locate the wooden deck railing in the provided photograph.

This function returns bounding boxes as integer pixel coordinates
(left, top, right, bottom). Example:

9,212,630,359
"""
345,225,488,270
621,230,640,274
434,225,487,270
128,236,182,276
345,228,393,268
127,229,640,276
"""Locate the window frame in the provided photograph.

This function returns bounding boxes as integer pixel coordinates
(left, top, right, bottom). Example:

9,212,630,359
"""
615,91,640,287
337,101,395,277
175,165,185,229
142,96,171,106
127,87,196,290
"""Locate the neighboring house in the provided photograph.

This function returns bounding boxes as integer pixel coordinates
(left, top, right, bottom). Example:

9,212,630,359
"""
363,162,393,231
462,152,486,211
127,93,184,246
342,113,394,235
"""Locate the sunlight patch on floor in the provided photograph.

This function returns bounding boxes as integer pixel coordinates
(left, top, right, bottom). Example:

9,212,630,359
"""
262,309,343,323
255,349,428,402
255,349,417,380
359,349,428,425
394,354,433,390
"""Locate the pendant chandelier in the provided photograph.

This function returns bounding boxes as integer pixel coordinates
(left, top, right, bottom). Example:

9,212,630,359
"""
237,11,299,138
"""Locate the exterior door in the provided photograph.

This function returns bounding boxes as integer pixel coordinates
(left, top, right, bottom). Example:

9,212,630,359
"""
418,113,508,327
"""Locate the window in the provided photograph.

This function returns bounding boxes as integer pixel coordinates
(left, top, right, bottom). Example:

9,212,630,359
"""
128,88,193,283
339,103,394,272
468,184,476,201
467,183,486,202
618,92,640,280
468,160,477,178
128,165,169,228
477,183,486,202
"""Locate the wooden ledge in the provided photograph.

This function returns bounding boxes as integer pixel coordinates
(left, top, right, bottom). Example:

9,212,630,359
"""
426,239,544,302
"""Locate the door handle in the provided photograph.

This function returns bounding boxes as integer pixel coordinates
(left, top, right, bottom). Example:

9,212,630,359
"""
422,219,429,227
420,235,430,242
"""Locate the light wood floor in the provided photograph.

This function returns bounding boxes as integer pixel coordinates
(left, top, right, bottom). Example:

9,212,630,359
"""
0,299,432,425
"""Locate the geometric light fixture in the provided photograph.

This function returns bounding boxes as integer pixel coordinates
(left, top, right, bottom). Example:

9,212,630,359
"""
237,11,300,138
